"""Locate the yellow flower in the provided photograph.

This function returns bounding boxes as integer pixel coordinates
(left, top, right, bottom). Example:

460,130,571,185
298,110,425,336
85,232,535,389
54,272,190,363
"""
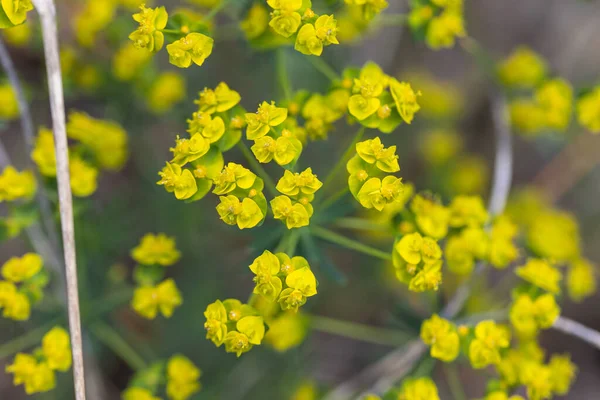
420,129,462,166
66,112,129,171
69,156,98,198
6,354,56,394
271,195,311,229
448,195,488,227
42,327,72,372
204,299,228,346
0,166,36,202
2,20,31,46
535,78,573,132
167,33,214,68
5,353,36,391
290,380,318,400
31,128,57,177
357,176,404,211
0,82,19,119
170,134,210,167
420,314,460,362
410,194,450,239
577,86,600,133
0,0,33,28
469,320,510,369
131,278,183,319
520,362,553,400
112,42,152,81
241,3,269,39
348,94,380,121
445,234,476,275
485,392,524,400
389,79,421,124
314,14,339,45
195,82,241,114
548,354,576,395
295,23,323,56
397,377,440,400
527,209,580,262
216,195,263,229
425,9,465,49
224,315,265,357
355,137,400,172
567,258,596,302
509,99,546,136
1,253,42,283
497,46,547,89
123,387,162,400
516,258,561,294
278,267,317,311
147,72,186,114
166,355,202,400
157,162,198,200
276,168,322,196
249,250,283,301
264,312,308,352
245,101,288,140
0,281,30,320
129,5,168,52
488,215,519,269
74,0,116,47
269,11,301,38
131,233,181,266
251,134,303,166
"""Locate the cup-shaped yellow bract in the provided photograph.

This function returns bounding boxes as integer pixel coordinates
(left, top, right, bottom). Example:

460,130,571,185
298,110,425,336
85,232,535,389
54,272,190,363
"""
245,101,288,140
356,176,403,211
42,327,72,372
278,267,317,312
157,162,198,200
167,33,214,68
195,82,242,114
355,137,400,173
129,5,168,52
31,128,57,177
224,315,265,357
131,278,183,319
1,253,42,283
204,299,228,346
276,168,322,197
213,163,257,195
131,233,181,267
249,250,283,302
420,314,460,362
295,23,323,56
216,195,263,229
516,258,561,294
0,0,33,28
170,133,211,166
270,11,301,38
271,195,311,229
390,79,421,124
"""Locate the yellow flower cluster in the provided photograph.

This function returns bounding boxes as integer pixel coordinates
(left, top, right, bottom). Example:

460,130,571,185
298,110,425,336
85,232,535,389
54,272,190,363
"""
468,320,511,369
347,62,421,130
406,72,464,120
272,168,322,229
497,46,547,89
74,0,117,47
392,232,443,292
247,101,303,166
408,0,466,50
510,293,560,339
409,193,449,239
130,234,183,319
128,4,214,68
147,72,186,114
395,377,440,400
0,166,36,203
2,21,31,47
576,85,600,134
204,299,265,356
0,253,47,321
0,0,33,28
5,326,71,395
266,0,340,56
0,82,19,119
249,250,317,310
420,314,459,362
344,0,388,21
123,354,201,400
347,137,404,211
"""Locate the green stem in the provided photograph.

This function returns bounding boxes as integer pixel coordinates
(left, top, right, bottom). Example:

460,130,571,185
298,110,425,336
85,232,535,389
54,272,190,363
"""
159,29,183,35
310,226,392,261
444,364,467,400
377,13,407,27
237,141,278,197
90,322,148,371
310,315,410,346
319,187,349,211
285,228,300,255
317,126,365,204
334,217,390,233
306,55,340,82
205,0,231,21
276,49,292,101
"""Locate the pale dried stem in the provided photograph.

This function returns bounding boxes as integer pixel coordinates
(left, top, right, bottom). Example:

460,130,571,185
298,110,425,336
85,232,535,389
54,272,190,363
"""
324,93,513,400
553,316,600,351
31,0,86,399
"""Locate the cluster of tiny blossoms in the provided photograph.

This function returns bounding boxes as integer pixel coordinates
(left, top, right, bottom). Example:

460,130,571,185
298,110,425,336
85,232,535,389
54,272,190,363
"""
0,253,48,321
408,0,466,49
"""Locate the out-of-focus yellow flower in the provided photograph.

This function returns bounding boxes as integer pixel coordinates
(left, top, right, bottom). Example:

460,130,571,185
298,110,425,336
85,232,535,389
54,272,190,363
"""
393,232,443,292
0,166,36,202
548,354,576,395
397,377,440,400
535,78,573,132
129,5,168,52
409,0,465,50
0,281,30,320
577,86,600,133
469,320,510,369
520,362,553,400
405,72,463,119
123,387,162,400
567,258,596,302
0,0,33,28
527,209,580,262
69,156,98,198
32,128,56,177
448,195,488,228
510,293,559,338
131,233,181,266
42,327,72,372
265,312,308,352
148,72,186,114
410,194,450,239
167,33,214,68
112,42,152,81
157,162,198,200
447,155,489,195
497,46,547,89
420,129,463,166
516,258,561,294
2,21,31,46
74,0,117,47
420,314,460,362
166,354,202,400
290,380,317,400
345,0,388,21
488,215,519,269
131,278,183,319
508,99,546,136
1,253,42,283
241,3,269,40
6,353,56,395
485,392,524,400
0,82,19,119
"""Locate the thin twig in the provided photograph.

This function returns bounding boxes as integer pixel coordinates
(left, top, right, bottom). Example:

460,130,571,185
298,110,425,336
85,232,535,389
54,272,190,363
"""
552,316,600,350
0,37,60,254
32,0,86,398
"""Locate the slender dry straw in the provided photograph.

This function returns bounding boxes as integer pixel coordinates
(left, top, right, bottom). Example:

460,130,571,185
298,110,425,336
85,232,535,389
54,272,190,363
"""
31,0,86,398
553,316,600,350
324,93,513,400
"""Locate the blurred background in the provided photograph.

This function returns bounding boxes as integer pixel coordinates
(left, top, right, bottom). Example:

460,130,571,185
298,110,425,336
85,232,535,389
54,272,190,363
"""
1,0,600,398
